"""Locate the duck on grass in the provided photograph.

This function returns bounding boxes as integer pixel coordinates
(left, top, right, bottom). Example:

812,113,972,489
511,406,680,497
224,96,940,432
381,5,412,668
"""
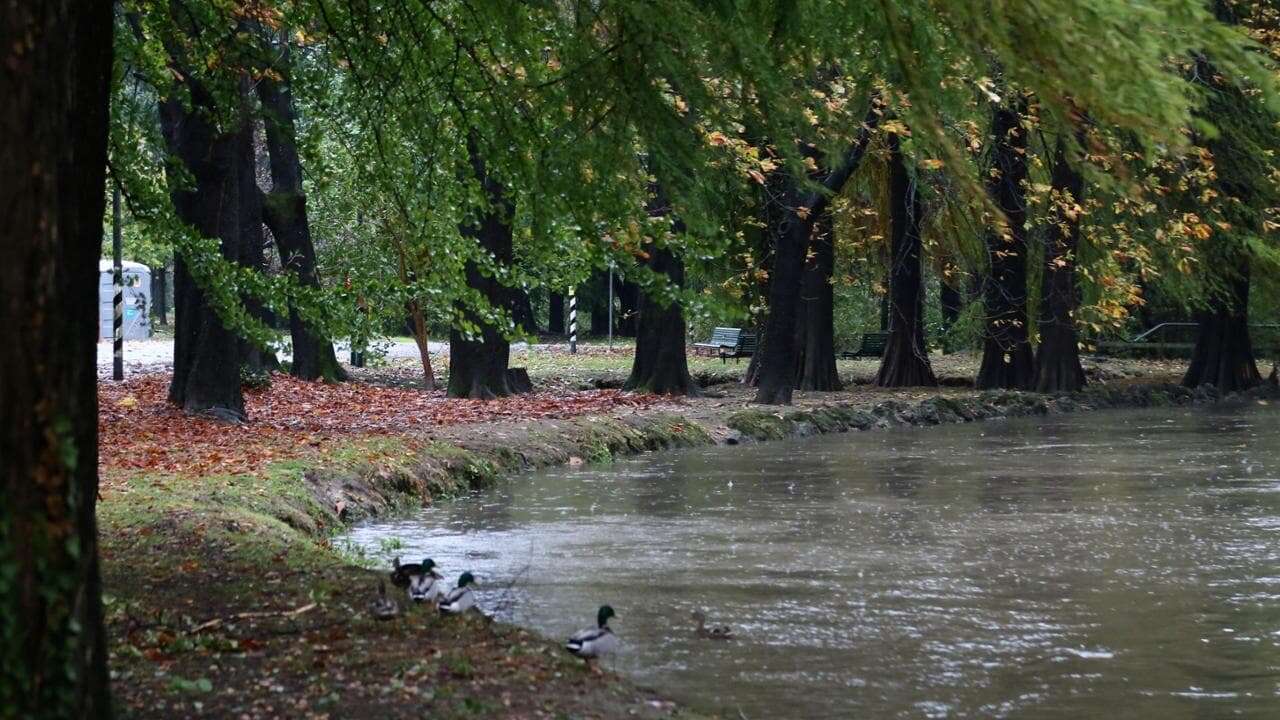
566,605,620,674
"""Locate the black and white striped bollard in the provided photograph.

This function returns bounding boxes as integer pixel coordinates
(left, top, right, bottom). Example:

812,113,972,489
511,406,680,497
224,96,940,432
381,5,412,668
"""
568,287,577,354
112,183,124,381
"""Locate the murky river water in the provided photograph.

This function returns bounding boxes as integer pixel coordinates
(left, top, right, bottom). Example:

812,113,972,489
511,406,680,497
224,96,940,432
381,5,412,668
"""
344,406,1280,718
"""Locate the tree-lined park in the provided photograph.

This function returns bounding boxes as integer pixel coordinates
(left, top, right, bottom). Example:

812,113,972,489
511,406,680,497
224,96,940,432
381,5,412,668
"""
5,1,1280,717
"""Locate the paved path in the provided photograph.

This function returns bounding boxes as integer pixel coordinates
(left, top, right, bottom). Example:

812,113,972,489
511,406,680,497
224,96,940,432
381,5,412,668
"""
96,338,450,371
94,338,554,371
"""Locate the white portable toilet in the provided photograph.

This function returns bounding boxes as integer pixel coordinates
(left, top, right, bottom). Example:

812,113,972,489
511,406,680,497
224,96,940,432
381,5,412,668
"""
99,260,152,341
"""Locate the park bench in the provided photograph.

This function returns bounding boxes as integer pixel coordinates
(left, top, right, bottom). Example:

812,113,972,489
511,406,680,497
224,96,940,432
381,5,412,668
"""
841,331,889,359
694,326,756,363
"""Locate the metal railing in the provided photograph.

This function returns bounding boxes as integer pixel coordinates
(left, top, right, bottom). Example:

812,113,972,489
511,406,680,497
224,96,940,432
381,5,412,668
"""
1127,322,1280,344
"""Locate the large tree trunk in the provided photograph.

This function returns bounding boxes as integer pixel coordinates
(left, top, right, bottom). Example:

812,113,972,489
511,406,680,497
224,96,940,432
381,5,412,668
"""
549,292,565,334
1034,139,1087,393
975,102,1036,390
512,288,538,335
1,1,114,714
625,245,701,395
1184,264,1261,392
753,184,812,405
877,136,937,387
161,78,247,420
235,94,278,376
754,101,879,403
795,213,842,390
257,40,347,383
590,270,610,336
447,140,520,399
615,275,640,337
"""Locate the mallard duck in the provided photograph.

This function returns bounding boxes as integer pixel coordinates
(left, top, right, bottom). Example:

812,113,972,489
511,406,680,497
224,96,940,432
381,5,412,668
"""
566,605,620,671
437,572,477,615
691,610,733,640
370,580,400,621
400,558,444,604
390,556,425,588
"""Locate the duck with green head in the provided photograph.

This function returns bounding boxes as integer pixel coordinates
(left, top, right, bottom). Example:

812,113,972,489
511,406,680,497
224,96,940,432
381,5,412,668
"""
437,572,477,615
565,605,619,670
393,557,444,604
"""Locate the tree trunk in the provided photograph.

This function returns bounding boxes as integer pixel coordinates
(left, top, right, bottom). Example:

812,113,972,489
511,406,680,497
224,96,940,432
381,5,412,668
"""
549,292,565,334
590,270,610,336
257,39,346,383
1183,264,1261,392
877,136,937,387
796,213,842,390
511,288,538,335
1034,139,1087,393
939,278,962,353
235,96,278,376
161,78,247,420
975,102,1036,390
155,263,169,325
742,220,772,388
625,245,701,395
1,1,114,714
615,275,640,337
406,299,437,389
447,140,520,399
753,184,811,405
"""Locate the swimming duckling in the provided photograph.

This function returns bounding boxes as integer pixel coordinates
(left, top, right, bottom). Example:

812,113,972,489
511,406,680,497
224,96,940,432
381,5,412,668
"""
566,605,620,672
437,572,477,615
404,558,444,604
691,610,733,640
370,580,400,621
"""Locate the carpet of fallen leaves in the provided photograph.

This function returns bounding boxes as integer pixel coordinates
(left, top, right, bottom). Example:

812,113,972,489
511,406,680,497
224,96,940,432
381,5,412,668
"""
99,373,672,478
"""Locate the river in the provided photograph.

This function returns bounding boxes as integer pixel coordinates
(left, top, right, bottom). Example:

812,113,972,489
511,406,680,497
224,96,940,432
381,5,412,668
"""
343,405,1280,718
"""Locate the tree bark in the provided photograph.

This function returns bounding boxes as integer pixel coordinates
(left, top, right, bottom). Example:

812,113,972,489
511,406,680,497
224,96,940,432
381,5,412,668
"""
235,96,278,376
877,135,937,387
625,245,701,396
447,140,520,399
753,182,812,405
549,292,565,334
154,262,169,325
257,40,347,383
0,1,114,714
1183,263,1261,392
795,213,842,390
161,76,247,420
753,100,879,404
1034,139,1087,393
590,270,610,336
615,275,640,337
406,299,437,389
511,288,538,335
975,102,1036,390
